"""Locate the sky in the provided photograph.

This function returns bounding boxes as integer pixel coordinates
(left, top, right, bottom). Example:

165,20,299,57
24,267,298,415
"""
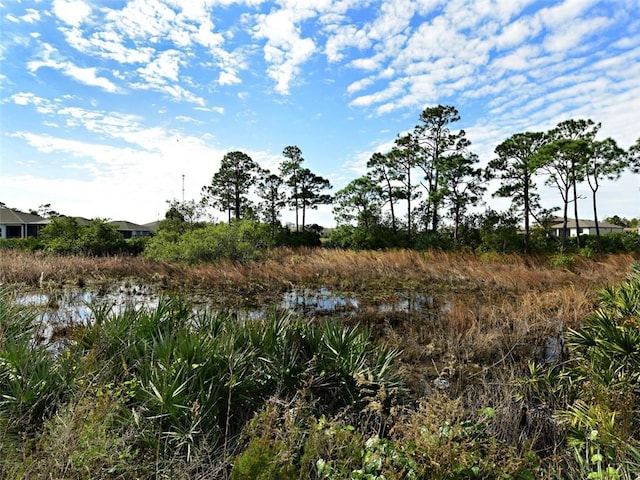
1,0,639,227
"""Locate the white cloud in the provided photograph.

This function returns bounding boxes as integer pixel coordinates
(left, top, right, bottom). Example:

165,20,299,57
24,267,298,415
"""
3,114,233,223
350,57,379,70
27,43,118,92
65,64,119,92
324,25,371,62
62,26,155,64
543,15,611,53
347,77,375,95
137,49,182,84
56,1,249,97
104,0,177,42
22,8,41,23
494,16,541,50
218,71,241,85
52,0,91,27
11,92,40,106
10,92,59,114
253,6,318,94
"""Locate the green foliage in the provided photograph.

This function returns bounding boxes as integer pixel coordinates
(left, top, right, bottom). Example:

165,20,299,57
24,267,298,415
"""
413,229,455,251
233,398,539,480
81,218,126,256
276,228,322,248
232,436,298,479
0,287,71,463
560,264,640,477
0,237,43,251
2,292,405,475
572,233,640,254
144,220,274,263
327,224,399,250
549,253,576,270
39,215,83,254
39,216,125,256
25,391,148,479
202,150,261,221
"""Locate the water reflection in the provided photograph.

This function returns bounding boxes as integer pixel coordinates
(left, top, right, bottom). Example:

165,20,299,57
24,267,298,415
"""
281,287,359,316
16,283,447,345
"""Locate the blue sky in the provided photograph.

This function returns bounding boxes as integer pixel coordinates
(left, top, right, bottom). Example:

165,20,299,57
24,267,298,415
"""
1,0,639,226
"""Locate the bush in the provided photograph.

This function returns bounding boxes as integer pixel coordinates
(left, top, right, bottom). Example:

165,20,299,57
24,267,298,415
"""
0,287,71,453
24,298,403,471
549,253,576,270
0,237,42,251
276,228,322,248
144,220,274,263
327,225,404,249
39,217,125,256
560,263,640,477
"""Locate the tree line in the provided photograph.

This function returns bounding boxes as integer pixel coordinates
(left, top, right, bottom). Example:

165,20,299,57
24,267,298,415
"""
192,105,638,253
2,104,638,258
331,105,639,252
199,146,332,235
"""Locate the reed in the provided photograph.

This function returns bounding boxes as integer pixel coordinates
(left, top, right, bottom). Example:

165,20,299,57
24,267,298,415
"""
2,249,639,478
2,248,633,295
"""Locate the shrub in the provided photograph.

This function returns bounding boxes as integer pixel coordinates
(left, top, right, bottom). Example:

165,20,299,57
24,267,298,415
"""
0,237,42,251
560,263,640,477
0,289,70,436
276,228,322,248
39,217,125,256
549,253,576,270
67,298,405,467
144,220,274,263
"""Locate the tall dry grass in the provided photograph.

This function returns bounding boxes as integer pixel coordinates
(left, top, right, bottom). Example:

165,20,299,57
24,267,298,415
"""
2,248,637,476
2,248,633,295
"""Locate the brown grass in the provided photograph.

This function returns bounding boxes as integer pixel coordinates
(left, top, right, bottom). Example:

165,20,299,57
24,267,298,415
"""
2,248,634,363
2,248,632,295
3,248,637,470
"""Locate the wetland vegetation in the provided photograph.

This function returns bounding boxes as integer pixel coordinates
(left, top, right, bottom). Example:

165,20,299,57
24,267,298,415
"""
1,248,640,479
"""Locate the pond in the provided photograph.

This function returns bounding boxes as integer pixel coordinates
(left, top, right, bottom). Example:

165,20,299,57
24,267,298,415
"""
16,282,449,345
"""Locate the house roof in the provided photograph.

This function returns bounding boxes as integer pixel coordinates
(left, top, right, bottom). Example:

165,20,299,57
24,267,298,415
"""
142,220,160,232
0,207,45,224
550,219,624,229
0,208,158,233
109,220,152,231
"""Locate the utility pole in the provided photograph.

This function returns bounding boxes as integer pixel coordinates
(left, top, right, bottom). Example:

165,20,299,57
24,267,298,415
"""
182,174,185,202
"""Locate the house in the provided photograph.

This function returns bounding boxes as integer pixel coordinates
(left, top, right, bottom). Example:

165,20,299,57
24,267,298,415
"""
0,207,48,239
108,220,154,239
1,207,155,240
550,218,625,238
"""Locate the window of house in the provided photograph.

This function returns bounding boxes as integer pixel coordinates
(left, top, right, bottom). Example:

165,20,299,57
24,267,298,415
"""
6,225,22,238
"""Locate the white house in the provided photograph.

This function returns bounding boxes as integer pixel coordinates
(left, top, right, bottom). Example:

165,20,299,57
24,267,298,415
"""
0,207,154,240
108,220,154,239
0,207,47,239
550,218,625,238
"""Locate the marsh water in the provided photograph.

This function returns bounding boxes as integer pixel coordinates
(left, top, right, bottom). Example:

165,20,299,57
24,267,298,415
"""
17,282,448,345
16,283,566,365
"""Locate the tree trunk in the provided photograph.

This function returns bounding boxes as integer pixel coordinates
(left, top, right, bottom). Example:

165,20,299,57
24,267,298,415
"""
235,190,241,220
562,197,568,250
302,201,306,231
294,191,299,232
454,203,460,242
385,177,397,233
407,169,412,239
572,169,581,248
523,174,531,254
431,170,439,232
593,189,601,253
